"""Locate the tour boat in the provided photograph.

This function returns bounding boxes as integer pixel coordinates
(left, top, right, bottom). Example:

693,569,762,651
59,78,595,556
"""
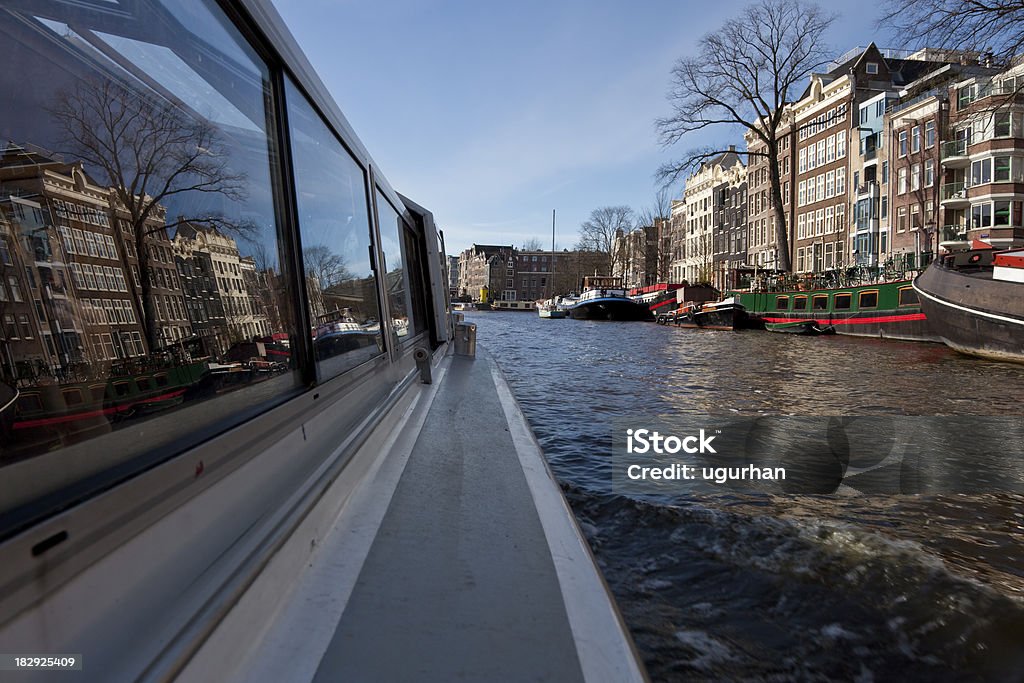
913,247,1024,364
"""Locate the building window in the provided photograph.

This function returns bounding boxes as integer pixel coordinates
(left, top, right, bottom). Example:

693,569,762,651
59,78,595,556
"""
994,155,1012,182
971,158,992,186
911,164,921,191
972,203,992,227
866,62,879,75
897,206,907,232
898,131,907,157
898,167,908,194
925,120,936,148
995,111,1012,138
924,160,935,187
911,126,921,153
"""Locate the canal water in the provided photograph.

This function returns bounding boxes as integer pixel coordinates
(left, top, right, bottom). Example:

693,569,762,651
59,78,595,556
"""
466,311,1024,683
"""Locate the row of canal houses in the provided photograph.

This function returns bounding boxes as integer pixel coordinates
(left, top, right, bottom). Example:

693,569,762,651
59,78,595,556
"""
627,44,1024,293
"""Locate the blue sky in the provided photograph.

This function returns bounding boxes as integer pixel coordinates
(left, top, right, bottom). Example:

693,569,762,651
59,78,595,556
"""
270,0,891,255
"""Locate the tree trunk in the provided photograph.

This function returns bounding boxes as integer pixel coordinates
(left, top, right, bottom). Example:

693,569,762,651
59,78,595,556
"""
767,134,792,272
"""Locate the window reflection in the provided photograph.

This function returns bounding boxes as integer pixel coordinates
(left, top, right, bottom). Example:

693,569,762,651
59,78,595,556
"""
285,79,384,382
0,0,298,513
376,192,414,343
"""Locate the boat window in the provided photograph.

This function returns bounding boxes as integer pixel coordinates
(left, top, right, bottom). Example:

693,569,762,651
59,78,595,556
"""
62,389,85,406
859,290,879,309
136,378,153,392
898,287,919,307
834,293,852,310
793,296,808,310
775,296,789,310
17,393,43,413
376,191,416,345
155,374,169,388
402,218,431,338
0,0,302,525
812,295,829,310
287,77,384,381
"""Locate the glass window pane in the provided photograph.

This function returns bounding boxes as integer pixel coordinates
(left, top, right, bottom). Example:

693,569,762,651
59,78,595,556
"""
0,0,300,519
376,191,414,343
286,79,383,381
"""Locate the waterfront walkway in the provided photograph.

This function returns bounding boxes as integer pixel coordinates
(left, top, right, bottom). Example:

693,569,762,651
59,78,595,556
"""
234,349,644,682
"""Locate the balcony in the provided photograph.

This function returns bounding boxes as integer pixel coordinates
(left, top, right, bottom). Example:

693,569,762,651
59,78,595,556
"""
941,139,970,167
856,181,879,197
940,225,968,243
939,182,969,208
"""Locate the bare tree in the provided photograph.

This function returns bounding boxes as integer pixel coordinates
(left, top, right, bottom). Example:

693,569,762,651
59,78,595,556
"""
303,245,351,291
656,0,835,272
576,206,636,274
519,237,544,251
636,186,672,228
50,80,247,351
878,1,1024,67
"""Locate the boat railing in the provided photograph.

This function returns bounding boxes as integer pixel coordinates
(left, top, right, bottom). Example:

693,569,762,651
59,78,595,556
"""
743,261,928,294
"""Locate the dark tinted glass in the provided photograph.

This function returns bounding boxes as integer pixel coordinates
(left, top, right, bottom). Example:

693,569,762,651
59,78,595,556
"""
0,0,300,520
376,191,414,344
286,79,383,381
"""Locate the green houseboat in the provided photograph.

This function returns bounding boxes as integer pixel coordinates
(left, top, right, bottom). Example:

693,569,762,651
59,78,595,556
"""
732,280,939,342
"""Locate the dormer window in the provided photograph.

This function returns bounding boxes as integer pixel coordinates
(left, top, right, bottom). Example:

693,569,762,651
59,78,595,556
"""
866,62,879,75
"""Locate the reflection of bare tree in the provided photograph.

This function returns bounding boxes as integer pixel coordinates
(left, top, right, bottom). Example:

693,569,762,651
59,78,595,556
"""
303,245,351,290
50,80,247,350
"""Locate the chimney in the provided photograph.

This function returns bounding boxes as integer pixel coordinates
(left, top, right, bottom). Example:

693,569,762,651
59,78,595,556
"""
728,144,736,151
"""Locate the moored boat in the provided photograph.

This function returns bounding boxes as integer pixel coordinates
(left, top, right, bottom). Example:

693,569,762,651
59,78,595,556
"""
492,299,536,311
659,297,755,330
537,298,567,319
629,283,686,317
913,247,1024,364
732,280,937,342
567,276,654,321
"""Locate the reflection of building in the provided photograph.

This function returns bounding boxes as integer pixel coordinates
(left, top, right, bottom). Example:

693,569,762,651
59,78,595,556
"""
174,243,228,357
0,145,147,371
238,257,271,338
111,203,192,350
0,198,52,380
174,223,265,344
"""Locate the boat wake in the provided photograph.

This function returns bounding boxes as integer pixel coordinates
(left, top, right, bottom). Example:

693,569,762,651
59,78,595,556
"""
564,485,1024,682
